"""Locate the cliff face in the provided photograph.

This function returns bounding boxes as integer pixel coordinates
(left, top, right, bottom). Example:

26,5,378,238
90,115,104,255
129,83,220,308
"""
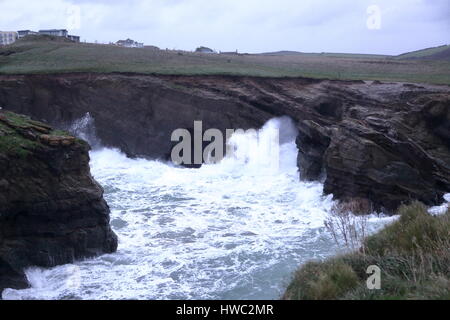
0,74,448,212
0,111,117,293
295,88,450,211
0,74,272,159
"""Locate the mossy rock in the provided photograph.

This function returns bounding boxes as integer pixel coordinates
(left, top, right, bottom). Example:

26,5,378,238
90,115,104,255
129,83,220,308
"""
0,111,80,158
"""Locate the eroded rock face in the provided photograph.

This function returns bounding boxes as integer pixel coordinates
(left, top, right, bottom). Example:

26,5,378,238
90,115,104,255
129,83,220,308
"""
0,111,118,294
0,74,448,212
0,74,272,159
297,92,450,211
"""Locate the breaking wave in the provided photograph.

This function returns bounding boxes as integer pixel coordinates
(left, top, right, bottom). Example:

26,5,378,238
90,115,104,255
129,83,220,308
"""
2,117,395,300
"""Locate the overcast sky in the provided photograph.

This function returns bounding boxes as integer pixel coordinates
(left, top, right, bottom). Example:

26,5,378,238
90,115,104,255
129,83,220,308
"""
1,0,449,54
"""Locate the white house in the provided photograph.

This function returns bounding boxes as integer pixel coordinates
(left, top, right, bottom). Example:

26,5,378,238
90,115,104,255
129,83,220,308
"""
17,29,79,42
18,30,38,38
0,31,18,45
116,38,144,48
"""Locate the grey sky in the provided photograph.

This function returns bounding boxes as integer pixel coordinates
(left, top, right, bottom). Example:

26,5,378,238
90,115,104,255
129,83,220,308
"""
1,0,449,54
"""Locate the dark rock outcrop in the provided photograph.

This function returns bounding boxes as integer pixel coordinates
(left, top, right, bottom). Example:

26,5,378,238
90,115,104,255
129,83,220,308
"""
0,111,117,294
296,90,450,211
0,74,448,212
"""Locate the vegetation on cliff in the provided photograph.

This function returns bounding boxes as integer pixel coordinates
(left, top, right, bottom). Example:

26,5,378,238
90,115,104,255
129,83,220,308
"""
283,202,450,300
0,36,449,84
0,111,84,158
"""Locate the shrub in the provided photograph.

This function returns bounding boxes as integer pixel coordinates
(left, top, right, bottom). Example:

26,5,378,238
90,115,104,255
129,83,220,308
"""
324,198,371,252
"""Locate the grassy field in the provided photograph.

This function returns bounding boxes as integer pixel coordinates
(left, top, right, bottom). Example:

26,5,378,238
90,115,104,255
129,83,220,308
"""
0,36,449,85
283,202,450,300
260,50,389,59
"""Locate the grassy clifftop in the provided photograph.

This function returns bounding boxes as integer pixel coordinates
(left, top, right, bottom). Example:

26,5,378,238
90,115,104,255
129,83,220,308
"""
283,202,450,300
0,111,83,158
0,36,449,84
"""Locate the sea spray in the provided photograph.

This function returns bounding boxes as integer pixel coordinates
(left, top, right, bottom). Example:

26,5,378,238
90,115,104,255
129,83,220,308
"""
2,118,396,300
68,112,101,149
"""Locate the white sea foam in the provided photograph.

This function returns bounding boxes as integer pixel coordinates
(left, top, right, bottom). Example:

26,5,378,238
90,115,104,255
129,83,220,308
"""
2,117,395,300
428,193,450,216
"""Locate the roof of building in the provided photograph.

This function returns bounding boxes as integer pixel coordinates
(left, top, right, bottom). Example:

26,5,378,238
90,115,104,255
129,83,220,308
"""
195,46,215,53
117,38,135,43
39,29,68,32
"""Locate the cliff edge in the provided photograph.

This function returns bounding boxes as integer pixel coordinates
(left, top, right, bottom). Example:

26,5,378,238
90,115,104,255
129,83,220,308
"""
0,111,118,294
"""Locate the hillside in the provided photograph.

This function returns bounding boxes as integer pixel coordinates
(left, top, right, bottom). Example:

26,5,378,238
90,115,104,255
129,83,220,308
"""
396,45,450,61
260,50,389,59
0,36,449,85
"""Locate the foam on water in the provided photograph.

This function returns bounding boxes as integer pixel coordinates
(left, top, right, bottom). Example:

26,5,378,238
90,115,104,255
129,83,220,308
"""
2,117,396,300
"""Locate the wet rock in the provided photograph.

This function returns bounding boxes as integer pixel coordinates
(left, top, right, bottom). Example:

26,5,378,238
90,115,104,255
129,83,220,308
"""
298,95,450,212
111,217,128,230
296,120,331,181
39,134,76,146
0,111,118,294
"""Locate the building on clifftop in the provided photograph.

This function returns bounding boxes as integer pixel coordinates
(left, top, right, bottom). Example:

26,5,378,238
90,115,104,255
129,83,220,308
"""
116,38,144,48
0,31,18,45
39,29,68,37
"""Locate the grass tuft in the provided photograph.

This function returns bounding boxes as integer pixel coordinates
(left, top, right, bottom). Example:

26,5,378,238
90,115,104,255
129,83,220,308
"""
284,201,450,300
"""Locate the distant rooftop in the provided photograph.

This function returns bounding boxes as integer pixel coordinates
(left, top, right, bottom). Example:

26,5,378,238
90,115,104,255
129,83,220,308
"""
39,29,68,33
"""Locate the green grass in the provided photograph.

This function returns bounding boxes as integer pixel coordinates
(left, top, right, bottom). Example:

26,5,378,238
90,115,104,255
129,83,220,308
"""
50,129,71,136
0,129,39,158
0,111,77,158
1,36,449,85
396,45,450,60
262,50,390,59
283,202,450,300
0,119,39,158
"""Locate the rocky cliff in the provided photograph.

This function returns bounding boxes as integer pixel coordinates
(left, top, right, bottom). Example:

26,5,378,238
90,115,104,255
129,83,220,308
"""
0,74,448,212
0,111,117,294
